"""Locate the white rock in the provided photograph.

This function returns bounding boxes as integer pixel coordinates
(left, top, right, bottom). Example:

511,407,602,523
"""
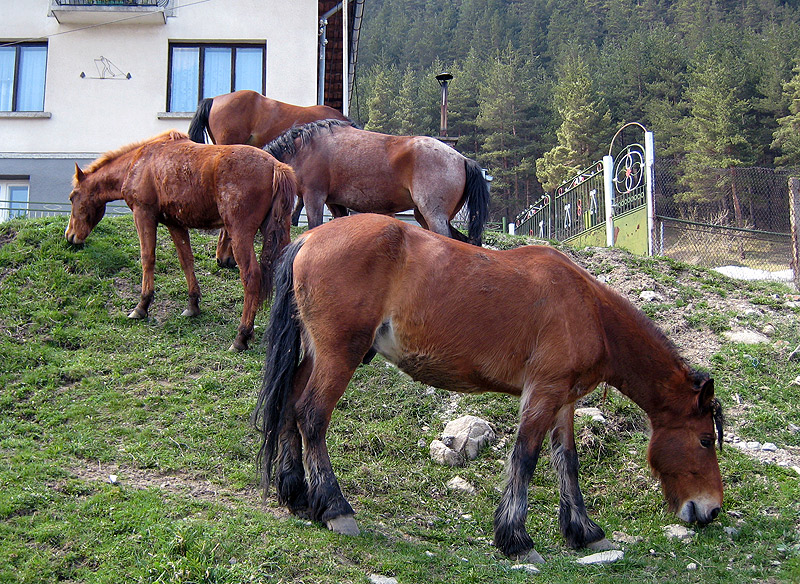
639,290,663,302
687,562,698,571
576,550,624,564
510,564,541,573
761,442,778,452
722,330,769,345
745,441,762,450
108,474,118,484
663,524,695,540
441,415,495,461
612,530,643,544
792,466,800,476
575,407,606,423
446,476,477,495
762,324,775,335
369,575,398,584
430,439,464,467
724,527,740,537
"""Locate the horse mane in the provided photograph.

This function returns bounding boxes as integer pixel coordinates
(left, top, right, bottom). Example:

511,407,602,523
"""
81,130,189,177
264,118,356,161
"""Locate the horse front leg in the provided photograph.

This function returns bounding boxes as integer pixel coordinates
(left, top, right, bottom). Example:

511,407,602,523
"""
215,229,238,269
227,230,261,351
167,224,201,317
290,196,304,227
129,211,157,320
304,191,326,230
494,389,562,563
550,404,611,550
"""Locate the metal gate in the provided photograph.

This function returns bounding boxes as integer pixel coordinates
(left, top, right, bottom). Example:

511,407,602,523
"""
514,123,655,255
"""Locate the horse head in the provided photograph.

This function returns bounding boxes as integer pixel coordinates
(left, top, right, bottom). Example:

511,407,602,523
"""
65,163,108,245
647,372,723,525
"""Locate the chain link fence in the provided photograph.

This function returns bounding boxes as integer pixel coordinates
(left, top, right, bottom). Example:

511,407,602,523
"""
654,161,796,274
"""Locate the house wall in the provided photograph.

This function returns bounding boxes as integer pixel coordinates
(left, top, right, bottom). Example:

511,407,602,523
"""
0,0,318,205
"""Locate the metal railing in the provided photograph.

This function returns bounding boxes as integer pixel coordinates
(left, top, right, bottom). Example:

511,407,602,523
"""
0,201,130,223
52,0,168,6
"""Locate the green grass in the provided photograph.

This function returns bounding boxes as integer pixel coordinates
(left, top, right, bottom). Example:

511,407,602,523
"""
1,216,799,583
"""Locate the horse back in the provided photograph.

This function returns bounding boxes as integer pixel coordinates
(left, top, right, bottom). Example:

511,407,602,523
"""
294,214,610,395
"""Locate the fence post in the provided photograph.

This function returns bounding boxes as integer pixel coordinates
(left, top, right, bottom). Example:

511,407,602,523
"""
790,177,800,291
645,131,655,256
603,155,614,246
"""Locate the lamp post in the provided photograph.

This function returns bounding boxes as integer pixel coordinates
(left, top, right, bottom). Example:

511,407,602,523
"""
435,72,453,137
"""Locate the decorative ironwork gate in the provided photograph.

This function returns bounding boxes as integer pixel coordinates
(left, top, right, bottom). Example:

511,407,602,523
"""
514,123,654,255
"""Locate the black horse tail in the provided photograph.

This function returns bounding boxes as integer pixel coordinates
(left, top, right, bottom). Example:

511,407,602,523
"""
259,161,297,305
463,157,490,246
188,97,214,143
251,237,305,494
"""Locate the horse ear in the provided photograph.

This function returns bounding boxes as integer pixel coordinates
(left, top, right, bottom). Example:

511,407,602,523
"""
75,163,86,183
696,377,715,410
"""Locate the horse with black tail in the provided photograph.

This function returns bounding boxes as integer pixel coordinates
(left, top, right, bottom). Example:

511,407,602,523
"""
252,213,724,562
187,90,350,267
264,119,490,246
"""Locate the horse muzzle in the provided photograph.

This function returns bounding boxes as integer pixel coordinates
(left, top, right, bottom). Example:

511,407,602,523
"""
64,229,85,246
678,498,721,525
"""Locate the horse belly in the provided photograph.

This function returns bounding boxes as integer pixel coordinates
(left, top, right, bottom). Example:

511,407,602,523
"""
372,318,519,395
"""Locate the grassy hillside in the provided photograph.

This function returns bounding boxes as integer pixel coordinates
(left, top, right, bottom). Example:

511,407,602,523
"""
1,215,799,583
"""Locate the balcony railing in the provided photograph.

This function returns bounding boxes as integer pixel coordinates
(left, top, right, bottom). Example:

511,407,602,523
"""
50,0,173,24
53,1,168,6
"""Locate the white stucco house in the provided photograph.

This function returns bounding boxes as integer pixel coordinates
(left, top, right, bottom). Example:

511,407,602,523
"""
0,0,362,220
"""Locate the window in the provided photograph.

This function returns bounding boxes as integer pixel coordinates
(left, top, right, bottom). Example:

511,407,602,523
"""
0,181,29,221
0,43,47,112
167,43,265,112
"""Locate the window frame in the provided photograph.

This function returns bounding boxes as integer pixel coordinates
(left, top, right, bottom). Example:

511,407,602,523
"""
0,179,30,222
166,42,266,112
0,42,48,113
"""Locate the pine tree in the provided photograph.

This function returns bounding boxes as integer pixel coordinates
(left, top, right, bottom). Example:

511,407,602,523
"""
772,62,800,167
392,66,425,135
536,44,612,193
477,45,539,217
364,65,398,133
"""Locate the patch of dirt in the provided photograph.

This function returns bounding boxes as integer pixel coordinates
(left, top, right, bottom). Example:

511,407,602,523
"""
67,462,264,511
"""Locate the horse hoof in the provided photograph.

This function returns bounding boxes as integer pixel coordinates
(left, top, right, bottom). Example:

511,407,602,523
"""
217,257,238,270
128,308,147,319
229,340,247,352
586,538,618,551
511,548,545,564
182,307,200,317
326,515,360,536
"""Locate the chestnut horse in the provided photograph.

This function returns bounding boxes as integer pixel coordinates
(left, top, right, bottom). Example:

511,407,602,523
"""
252,214,724,562
188,90,350,267
65,130,296,351
264,119,491,246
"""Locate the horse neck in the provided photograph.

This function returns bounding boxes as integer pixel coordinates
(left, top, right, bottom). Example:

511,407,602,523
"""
600,296,691,417
86,151,135,203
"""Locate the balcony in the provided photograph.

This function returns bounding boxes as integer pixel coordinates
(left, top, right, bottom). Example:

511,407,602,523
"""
49,0,174,25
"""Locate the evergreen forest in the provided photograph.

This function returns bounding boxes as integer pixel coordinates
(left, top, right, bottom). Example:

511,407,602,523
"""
350,0,800,221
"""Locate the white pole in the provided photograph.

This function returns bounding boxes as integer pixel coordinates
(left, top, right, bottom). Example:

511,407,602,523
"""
603,155,615,247
342,0,349,116
645,131,655,256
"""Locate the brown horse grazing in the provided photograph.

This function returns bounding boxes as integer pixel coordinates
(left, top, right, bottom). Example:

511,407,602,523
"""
252,214,724,562
264,119,491,247
188,90,351,267
65,130,297,351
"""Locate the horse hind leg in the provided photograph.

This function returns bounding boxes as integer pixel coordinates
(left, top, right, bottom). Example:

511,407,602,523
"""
295,358,362,535
227,230,262,351
550,404,611,550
